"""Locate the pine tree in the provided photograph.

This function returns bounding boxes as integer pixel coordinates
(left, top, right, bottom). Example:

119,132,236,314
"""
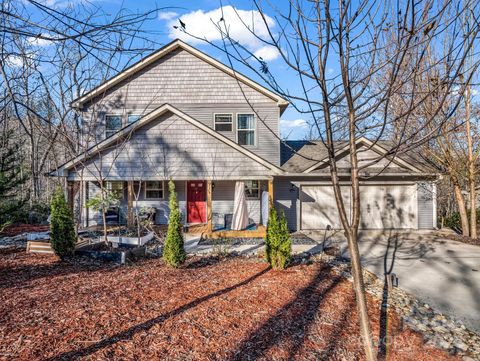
0,130,28,229
265,207,291,270
163,180,186,267
50,187,76,258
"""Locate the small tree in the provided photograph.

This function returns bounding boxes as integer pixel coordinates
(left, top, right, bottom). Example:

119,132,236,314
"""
163,180,186,267
265,207,291,270
50,187,76,258
86,187,120,244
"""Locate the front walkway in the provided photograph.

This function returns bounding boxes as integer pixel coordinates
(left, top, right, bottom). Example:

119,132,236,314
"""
184,234,324,256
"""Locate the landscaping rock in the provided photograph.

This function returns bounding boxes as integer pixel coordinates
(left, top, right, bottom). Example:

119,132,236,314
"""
321,254,480,359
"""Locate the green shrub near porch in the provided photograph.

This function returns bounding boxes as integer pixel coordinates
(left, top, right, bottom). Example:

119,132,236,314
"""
163,180,186,267
50,187,76,258
265,206,291,270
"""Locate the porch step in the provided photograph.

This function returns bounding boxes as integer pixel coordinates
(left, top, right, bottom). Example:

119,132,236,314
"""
26,241,54,254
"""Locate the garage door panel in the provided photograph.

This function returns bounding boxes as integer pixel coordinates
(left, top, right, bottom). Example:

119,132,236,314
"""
360,185,417,229
300,184,417,230
360,186,385,229
300,186,350,230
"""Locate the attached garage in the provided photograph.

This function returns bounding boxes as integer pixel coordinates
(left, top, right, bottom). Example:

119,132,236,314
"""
300,183,418,230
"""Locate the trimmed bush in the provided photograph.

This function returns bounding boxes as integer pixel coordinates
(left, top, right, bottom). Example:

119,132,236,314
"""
265,207,291,270
50,187,76,258
163,180,186,267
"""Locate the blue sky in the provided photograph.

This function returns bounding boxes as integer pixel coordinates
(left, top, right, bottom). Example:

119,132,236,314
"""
28,0,312,139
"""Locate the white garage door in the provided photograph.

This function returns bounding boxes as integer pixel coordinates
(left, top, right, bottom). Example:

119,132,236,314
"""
300,184,417,230
300,185,351,230
360,185,417,229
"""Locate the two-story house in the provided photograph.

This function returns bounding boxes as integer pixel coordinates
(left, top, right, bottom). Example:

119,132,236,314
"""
50,39,437,236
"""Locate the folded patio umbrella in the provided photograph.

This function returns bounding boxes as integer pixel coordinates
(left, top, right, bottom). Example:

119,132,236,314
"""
232,181,248,230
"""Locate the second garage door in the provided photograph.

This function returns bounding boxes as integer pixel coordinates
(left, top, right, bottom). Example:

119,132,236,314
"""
300,184,418,230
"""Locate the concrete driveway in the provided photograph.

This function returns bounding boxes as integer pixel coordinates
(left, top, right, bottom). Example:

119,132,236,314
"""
305,229,480,332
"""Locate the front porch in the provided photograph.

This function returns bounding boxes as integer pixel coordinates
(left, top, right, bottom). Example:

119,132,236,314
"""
69,179,273,239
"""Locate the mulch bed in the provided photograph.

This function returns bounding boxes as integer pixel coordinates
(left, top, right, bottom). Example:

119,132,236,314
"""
0,224,49,237
0,250,457,360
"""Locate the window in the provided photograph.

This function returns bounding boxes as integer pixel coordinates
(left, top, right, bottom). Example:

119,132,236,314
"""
214,114,233,132
128,114,141,124
106,181,124,200
245,180,260,199
145,181,164,199
237,114,255,145
105,115,122,138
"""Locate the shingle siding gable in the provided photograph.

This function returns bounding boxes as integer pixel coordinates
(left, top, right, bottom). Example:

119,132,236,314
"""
81,48,280,165
69,112,275,180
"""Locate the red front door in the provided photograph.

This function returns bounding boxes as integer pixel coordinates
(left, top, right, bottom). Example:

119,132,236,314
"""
187,181,206,224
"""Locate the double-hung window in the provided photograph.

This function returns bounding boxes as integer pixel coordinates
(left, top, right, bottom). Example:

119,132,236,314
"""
145,181,164,199
244,180,260,199
214,114,233,132
237,114,255,146
106,181,124,200
105,115,122,138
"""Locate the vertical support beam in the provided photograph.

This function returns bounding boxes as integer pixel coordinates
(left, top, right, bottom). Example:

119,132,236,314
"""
127,181,134,228
84,181,89,228
67,181,75,214
268,179,274,208
207,180,213,233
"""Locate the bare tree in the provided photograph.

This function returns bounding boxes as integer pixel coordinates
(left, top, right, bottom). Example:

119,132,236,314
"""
0,0,164,205
176,0,480,358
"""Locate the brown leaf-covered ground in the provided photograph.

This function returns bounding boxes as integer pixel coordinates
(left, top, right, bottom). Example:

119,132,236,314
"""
0,249,457,361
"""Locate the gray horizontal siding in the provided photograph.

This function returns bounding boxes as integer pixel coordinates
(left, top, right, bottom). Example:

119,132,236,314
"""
85,180,263,226
274,178,299,231
69,112,274,181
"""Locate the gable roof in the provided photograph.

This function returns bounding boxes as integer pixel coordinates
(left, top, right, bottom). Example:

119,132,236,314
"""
51,104,284,176
71,39,289,111
281,137,435,175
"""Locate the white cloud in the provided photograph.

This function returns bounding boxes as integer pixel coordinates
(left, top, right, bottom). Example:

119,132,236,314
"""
6,55,24,68
27,37,52,47
254,46,279,61
280,119,308,128
165,6,279,61
158,11,178,20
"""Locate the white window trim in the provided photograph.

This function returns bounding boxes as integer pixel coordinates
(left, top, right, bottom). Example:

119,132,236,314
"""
106,181,125,200
213,113,233,132
105,114,123,138
144,181,165,200
236,113,256,146
245,180,260,199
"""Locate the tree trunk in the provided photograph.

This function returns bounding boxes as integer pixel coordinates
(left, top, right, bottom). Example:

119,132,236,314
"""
465,85,477,239
452,175,469,236
346,230,377,360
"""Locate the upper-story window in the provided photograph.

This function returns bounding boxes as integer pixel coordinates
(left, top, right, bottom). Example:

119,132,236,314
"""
105,115,122,138
237,114,255,146
214,114,233,132
128,114,141,124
